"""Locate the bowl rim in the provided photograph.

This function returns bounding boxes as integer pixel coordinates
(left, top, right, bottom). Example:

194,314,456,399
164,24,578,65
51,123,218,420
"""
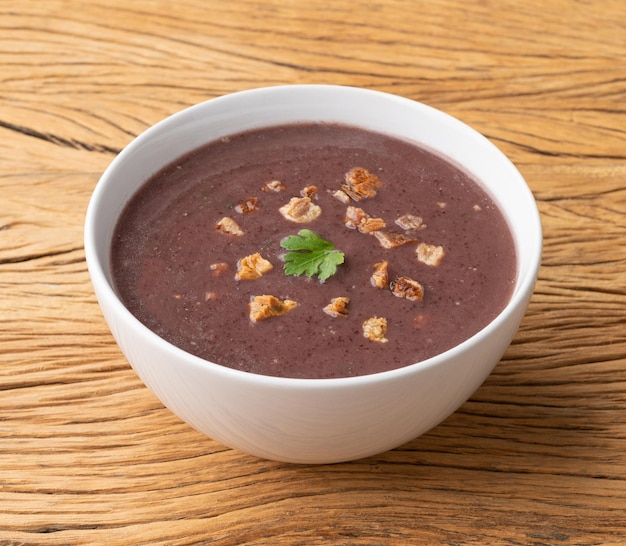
84,83,542,388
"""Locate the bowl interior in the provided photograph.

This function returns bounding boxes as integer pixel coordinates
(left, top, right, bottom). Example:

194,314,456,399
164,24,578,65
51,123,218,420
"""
85,84,542,380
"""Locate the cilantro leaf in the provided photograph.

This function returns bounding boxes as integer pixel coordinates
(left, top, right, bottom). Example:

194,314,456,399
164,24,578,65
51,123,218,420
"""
280,229,345,282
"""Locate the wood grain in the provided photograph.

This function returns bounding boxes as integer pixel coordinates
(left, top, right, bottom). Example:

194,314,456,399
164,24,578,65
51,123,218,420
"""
1,0,625,544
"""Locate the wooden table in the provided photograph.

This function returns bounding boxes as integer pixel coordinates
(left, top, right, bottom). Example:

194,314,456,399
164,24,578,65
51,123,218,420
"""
2,1,625,543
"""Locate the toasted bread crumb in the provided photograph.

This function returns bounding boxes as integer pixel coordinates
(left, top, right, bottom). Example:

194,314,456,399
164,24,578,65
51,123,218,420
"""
342,167,381,201
249,295,298,323
209,262,229,277
416,243,445,267
332,189,351,204
323,296,350,318
390,275,424,302
263,180,286,192
372,230,416,249
344,206,368,230
236,253,273,280
362,316,389,343
300,185,318,199
395,213,425,231
370,261,389,289
344,206,386,233
279,196,322,223
215,217,244,236
234,197,258,214
360,217,387,233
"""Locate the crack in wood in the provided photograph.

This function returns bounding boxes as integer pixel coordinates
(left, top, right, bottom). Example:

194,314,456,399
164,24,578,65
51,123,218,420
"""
487,133,626,160
0,246,83,265
0,119,121,155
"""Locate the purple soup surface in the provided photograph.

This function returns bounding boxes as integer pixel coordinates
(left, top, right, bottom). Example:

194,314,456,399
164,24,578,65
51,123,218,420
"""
111,122,517,379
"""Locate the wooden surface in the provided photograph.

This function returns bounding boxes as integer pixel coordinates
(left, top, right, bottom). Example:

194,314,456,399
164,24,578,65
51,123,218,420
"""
1,1,625,544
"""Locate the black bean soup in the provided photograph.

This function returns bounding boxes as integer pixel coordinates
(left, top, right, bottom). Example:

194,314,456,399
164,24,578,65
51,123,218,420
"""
111,123,516,379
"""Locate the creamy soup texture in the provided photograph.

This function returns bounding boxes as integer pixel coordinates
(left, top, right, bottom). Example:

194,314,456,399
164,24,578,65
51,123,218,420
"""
111,123,517,379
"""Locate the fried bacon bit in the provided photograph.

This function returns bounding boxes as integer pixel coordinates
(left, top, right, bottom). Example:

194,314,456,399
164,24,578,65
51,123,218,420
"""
216,217,244,236
263,180,286,192
323,296,350,318
332,189,351,204
344,206,386,234
342,167,381,201
209,262,229,277
390,276,424,302
235,197,258,214
416,243,445,267
300,185,318,199
249,295,297,323
372,230,416,249
362,316,389,343
235,253,273,280
278,196,322,223
370,261,389,289
395,213,425,231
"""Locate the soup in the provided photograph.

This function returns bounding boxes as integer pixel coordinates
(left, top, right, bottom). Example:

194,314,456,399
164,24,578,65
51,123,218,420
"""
111,123,516,379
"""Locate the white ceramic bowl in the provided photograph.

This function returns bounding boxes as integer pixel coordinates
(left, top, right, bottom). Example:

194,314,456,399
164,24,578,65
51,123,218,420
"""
84,85,542,464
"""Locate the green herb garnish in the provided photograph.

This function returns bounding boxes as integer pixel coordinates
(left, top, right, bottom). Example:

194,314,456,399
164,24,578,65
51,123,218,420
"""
280,229,345,282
